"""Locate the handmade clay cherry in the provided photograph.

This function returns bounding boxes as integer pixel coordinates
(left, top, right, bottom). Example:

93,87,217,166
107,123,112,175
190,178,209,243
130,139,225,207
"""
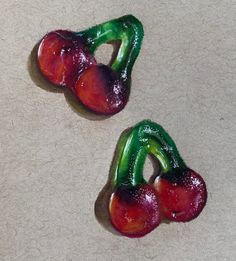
154,168,207,222
37,30,96,89
74,64,128,114
109,184,161,238
37,15,143,115
106,120,207,237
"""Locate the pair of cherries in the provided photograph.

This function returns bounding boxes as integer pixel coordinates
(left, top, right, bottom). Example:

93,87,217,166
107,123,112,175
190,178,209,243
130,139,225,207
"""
37,15,143,115
108,120,207,237
36,17,207,238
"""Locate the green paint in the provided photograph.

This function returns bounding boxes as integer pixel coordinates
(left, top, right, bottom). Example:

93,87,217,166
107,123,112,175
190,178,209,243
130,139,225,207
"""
77,15,143,87
112,120,187,187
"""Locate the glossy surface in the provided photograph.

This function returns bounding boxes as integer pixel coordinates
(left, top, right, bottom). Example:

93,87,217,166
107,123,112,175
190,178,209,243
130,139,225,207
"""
154,168,207,222
109,184,161,238
107,120,207,237
112,120,186,187
75,64,128,114
37,30,96,89
78,15,143,85
37,15,143,115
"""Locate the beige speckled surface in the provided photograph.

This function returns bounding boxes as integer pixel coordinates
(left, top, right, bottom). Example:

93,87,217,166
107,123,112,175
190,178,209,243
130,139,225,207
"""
0,0,236,260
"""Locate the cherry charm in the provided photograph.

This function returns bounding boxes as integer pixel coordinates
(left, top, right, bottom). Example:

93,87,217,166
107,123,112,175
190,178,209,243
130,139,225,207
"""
37,15,143,115
104,120,207,237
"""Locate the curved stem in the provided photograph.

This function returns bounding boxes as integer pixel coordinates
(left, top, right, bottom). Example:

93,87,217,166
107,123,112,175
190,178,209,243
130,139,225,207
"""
112,120,187,187
77,15,143,85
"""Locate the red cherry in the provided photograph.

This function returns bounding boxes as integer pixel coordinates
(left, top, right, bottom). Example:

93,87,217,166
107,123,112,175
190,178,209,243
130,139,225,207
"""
74,64,128,115
154,168,207,222
37,30,96,89
109,184,161,237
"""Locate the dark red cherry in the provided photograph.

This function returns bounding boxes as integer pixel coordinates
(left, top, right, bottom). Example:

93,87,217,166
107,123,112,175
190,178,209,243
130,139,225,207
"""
37,30,96,89
109,184,161,237
154,168,207,222
74,64,128,115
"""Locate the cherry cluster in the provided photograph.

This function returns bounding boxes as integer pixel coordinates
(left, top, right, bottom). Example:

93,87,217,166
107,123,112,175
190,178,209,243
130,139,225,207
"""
108,120,207,238
37,30,127,115
109,168,207,238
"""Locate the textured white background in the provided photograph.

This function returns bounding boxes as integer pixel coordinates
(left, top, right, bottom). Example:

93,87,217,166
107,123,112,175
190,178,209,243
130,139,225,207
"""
0,0,236,260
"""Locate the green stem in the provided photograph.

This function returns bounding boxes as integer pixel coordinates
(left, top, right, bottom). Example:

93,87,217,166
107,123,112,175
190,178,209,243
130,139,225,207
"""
77,15,143,85
112,120,186,187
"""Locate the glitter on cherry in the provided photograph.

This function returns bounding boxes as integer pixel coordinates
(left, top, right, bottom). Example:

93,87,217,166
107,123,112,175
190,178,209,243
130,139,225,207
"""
154,168,207,222
109,184,161,237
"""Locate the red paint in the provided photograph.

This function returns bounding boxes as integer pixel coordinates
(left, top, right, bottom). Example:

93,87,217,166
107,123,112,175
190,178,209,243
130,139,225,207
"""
109,184,161,237
154,169,207,222
37,30,96,89
75,64,128,115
